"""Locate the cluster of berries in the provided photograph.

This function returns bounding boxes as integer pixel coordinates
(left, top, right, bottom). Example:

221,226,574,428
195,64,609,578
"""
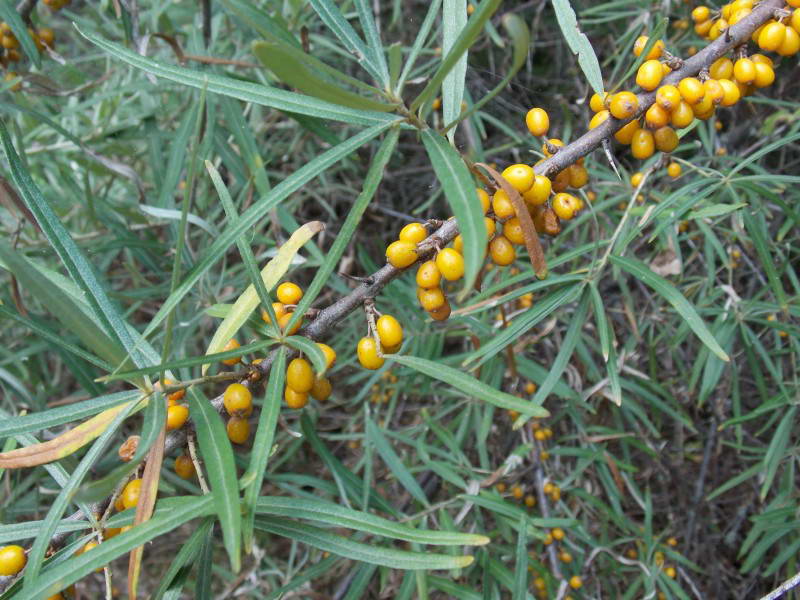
1,22,55,89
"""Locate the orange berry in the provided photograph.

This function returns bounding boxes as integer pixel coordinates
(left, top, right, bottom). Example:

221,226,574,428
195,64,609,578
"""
376,314,403,348
286,357,314,393
226,416,250,444
261,301,286,324
417,287,446,311
277,312,302,335
310,377,332,401
569,576,582,589
357,337,384,370
753,62,775,88
635,59,663,91
428,300,452,321
166,404,189,430
525,107,550,137
568,165,589,188
476,188,491,213
174,454,195,479
645,103,670,129
667,162,681,178
704,79,724,105
709,57,733,80
492,189,516,219
678,77,705,104
221,338,241,365
398,222,428,245
385,240,418,268
589,91,609,112
777,26,800,56
631,128,655,159
284,385,308,408
223,383,253,416
416,260,441,289
122,478,142,509
670,100,695,128
522,175,552,206
654,126,679,153
276,282,303,305
436,247,465,281
552,193,581,220
489,236,516,266
633,36,664,60
0,545,26,576
614,120,640,145
758,21,787,51
502,164,535,192
733,58,756,85
503,217,525,244
655,85,680,111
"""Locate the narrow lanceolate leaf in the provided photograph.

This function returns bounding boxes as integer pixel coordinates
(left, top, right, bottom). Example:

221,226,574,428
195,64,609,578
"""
512,516,528,600
411,0,502,111
188,389,242,572
421,129,486,297
477,163,546,279
389,355,548,419
760,406,796,501
255,496,489,546
353,0,391,87
143,123,394,340
252,41,397,112
366,416,430,507
551,0,604,95
610,255,729,361
0,402,137,468
0,121,150,369
255,517,476,569
308,0,387,85
77,27,397,127
242,348,286,552
442,0,468,141
201,221,323,374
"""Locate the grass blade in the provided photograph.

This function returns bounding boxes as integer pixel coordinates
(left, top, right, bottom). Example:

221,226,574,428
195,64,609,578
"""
442,0,468,141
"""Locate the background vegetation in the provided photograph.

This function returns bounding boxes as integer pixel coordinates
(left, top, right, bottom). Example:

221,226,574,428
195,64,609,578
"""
0,0,798,599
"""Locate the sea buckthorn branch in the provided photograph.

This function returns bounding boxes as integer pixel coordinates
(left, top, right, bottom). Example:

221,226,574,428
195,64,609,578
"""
532,0,785,180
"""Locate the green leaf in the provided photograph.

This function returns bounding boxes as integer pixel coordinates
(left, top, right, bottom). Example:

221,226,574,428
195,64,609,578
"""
287,127,399,332
397,0,442,92
241,348,286,551
366,415,430,507
389,355,548,418
411,0,502,111
255,496,489,546
0,121,150,370
420,129,485,297
23,496,214,600
220,0,300,47
251,41,397,112
283,336,327,376
188,388,242,572
254,517,475,569
687,202,747,219
610,255,729,362
353,0,391,87
142,122,394,340
442,0,468,141
512,516,528,599
551,0,604,94
77,27,398,127
308,0,388,85
0,0,41,68
759,406,795,501
153,518,214,600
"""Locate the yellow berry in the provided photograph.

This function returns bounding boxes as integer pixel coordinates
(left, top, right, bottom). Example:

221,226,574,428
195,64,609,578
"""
678,77,705,104
552,193,581,220
489,236,516,266
223,383,253,416
376,314,403,348
226,416,250,444
733,58,756,85
609,91,639,120
221,338,241,365
709,57,733,80
435,248,465,281
667,536,678,547
174,454,195,479
777,26,800,56
492,189,516,219
284,385,308,408
310,377,332,401
416,260,442,289
476,188,491,213
560,551,573,563
276,282,303,305
122,478,142,510
551,527,565,540
665,566,677,578
502,217,525,244
261,301,286,324
667,162,681,178
655,85,680,111
522,175,552,206
385,240,418,268
645,103,670,129
633,35,664,60
568,165,589,188
278,312,302,335
630,128,655,160
525,107,550,138
502,164,535,193
0,545,26,576
542,138,564,157
630,172,643,187
758,21,787,51
453,234,464,253
704,79,724,105
588,109,610,130
614,120,640,145
753,63,775,88
357,337,385,370
670,100,695,128
569,575,582,589
589,91,609,112
286,358,314,393
417,287,446,311
166,404,189,430
635,59,663,91
398,222,428,245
